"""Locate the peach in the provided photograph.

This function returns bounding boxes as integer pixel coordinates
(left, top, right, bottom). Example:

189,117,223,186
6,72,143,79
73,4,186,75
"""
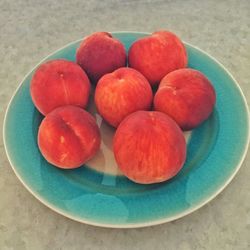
154,68,216,131
76,32,126,83
113,111,186,184
128,30,187,86
95,67,153,127
38,106,101,169
30,59,90,115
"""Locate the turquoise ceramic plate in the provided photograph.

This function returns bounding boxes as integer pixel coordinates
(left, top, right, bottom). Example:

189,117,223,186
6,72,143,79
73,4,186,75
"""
3,32,250,228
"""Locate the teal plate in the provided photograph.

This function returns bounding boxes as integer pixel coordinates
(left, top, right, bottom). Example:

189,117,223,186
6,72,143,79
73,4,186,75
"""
3,32,250,228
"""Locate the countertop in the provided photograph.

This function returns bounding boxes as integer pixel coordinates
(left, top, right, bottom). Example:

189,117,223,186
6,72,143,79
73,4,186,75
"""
1,1,250,249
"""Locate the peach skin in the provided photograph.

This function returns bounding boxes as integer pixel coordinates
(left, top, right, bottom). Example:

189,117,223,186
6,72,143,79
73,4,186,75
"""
76,32,126,83
38,106,101,169
113,111,186,184
30,59,90,115
128,30,187,86
95,67,153,127
154,68,216,130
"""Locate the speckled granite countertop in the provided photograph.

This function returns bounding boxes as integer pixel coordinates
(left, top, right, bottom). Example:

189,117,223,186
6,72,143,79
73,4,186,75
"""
1,1,250,249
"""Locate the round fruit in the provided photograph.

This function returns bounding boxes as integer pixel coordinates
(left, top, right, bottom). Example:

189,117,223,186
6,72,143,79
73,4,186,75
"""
95,67,153,127
128,30,187,86
38,106,101,169
113,111,186,184
76,32,126,83
30,59,90,115
154,68,216,130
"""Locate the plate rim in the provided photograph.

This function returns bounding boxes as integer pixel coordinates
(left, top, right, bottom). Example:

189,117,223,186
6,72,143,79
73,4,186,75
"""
3,31,250,228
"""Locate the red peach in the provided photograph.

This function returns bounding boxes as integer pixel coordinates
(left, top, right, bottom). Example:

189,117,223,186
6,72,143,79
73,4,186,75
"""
38,106,101,169
113,111,186,184
76,32,126,83
128,30,187,86
95,67,153,127
154,68,216,131
30,59,90,115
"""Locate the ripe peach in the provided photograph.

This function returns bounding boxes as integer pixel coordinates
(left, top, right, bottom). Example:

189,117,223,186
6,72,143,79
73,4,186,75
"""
95,67,153,127
113,111,186,184
76,32,126,83
38,106,101,169
30,59,90,115
128,30,187,86
154,68,216,131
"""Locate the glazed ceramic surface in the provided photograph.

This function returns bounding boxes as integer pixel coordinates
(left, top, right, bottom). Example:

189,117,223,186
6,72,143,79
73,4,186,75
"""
3,32,249,228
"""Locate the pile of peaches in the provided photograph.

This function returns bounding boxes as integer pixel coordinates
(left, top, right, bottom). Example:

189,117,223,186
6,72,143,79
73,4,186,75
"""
30,31,216,184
